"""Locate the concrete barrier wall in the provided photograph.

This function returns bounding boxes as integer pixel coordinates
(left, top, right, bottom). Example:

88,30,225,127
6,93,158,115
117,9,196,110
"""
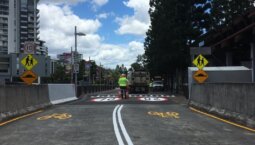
48,84,77,104
0,85,51,121
190,83,255,127
0,84,114,122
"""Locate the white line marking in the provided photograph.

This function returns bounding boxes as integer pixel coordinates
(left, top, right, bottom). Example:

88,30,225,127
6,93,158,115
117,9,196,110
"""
113,105,124,145
117,105,134,145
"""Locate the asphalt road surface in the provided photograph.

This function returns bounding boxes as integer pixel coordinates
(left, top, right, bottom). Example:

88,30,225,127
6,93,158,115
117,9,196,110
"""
0,90,254,145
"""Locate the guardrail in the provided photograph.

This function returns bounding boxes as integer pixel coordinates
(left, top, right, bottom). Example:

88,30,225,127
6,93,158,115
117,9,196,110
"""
77,85,116,97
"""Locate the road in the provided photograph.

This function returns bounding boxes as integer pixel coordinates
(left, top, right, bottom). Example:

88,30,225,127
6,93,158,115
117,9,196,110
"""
0,89,254,145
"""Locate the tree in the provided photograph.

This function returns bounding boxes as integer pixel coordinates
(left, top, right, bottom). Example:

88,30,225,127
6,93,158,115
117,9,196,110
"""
144,0,209,92
51,63,70,83
131,62,143,71
210,0,254,30
90,61,97,84
78,60,85,81
144,0,194,75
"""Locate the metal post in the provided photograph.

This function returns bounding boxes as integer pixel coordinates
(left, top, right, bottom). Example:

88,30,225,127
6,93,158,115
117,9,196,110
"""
74,26,77,95
71,47,73,83
251,43,255,82
75,26,77,52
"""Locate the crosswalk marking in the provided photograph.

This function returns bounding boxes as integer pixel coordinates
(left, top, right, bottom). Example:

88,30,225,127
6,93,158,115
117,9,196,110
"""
90,94,171,98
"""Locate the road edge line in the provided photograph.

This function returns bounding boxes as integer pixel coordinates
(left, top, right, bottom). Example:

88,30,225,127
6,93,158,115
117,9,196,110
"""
117,105,134,145
113,105,124,145
189,107,255,132
0,110,43,126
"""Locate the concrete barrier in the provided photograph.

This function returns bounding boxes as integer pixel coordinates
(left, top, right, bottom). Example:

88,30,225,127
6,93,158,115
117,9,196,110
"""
190,83,255,128
48,84,77,104
0,85,51,122
0,84,115,122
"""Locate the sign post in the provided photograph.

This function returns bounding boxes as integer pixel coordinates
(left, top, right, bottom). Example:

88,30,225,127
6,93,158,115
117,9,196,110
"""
20,44,39,85
192,54,209,84
21,54,38,70
24,41,36,54
20,70,38,85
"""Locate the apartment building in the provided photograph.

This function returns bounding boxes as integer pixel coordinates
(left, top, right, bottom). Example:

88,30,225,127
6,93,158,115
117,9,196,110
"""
0,0,49,83
0,0,47,55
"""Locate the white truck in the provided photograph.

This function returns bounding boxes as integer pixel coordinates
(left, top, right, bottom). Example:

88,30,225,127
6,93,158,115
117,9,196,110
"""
127,70,150,93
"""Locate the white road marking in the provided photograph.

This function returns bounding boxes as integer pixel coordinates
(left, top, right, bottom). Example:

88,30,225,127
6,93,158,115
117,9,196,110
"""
113,105,134,145
91,94,172,99
91,98,121,102
138,97,168,101
113,105,124,145
117,105,134,145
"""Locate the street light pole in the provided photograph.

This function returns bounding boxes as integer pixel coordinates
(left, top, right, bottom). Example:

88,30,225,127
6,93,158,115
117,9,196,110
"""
71,47,73,83
74,26,78,95
74,26,85,95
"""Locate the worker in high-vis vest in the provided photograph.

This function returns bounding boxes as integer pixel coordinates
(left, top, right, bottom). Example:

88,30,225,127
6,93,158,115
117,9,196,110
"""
118,74,129,99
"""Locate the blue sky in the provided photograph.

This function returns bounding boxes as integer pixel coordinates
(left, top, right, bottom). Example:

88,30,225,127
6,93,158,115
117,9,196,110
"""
38,0,150,68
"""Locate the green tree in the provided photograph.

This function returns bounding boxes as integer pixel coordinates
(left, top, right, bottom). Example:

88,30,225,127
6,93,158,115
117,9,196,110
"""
51,63,70,83
78,60,85,81
210,0,254,30
144,0,206,92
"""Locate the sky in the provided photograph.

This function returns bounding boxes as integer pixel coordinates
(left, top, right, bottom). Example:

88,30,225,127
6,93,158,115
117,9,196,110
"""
38,0,150,69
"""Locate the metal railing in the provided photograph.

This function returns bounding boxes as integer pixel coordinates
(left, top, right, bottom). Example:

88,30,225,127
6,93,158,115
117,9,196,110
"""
77,85,116,97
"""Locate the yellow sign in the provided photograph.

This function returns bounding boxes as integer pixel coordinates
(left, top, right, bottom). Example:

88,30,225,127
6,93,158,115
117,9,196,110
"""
148,111,180,119
193,70,208,84
20,70,37,85
37,113,72,120
193,54,208,70
21,54,38,70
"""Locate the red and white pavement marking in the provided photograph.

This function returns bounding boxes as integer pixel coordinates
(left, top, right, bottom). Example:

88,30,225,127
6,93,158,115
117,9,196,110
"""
90,98,121,102
137,97,168,102
90,94,172,98
89,94,172,102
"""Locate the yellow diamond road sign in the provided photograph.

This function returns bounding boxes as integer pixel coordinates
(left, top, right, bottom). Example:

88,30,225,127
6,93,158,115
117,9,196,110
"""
193,54,208,70
21,54,38,70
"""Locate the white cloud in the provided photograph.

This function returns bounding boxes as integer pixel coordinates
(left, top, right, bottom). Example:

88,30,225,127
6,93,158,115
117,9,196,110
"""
91,42,144,68
96,13,109,19
116,0,150,36
39,0,108,8
38,4,144,68
92,0,108,7
39,0,87,5
96,12,115,19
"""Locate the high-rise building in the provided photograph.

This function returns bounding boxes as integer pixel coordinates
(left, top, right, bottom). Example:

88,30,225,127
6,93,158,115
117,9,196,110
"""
0,0,9,54
0,0,47,55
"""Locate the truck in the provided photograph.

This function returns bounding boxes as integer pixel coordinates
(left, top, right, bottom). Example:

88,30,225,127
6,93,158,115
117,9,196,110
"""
127,70,150,93
150,76,165,91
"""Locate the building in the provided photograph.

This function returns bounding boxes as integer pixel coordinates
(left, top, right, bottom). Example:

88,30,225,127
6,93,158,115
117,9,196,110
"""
0,0,9,54
0,0,47,55
0,0,49,83
57,51,83,65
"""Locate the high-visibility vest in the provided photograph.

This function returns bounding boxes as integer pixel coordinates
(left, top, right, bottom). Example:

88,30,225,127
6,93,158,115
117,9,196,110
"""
118,77,128,87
